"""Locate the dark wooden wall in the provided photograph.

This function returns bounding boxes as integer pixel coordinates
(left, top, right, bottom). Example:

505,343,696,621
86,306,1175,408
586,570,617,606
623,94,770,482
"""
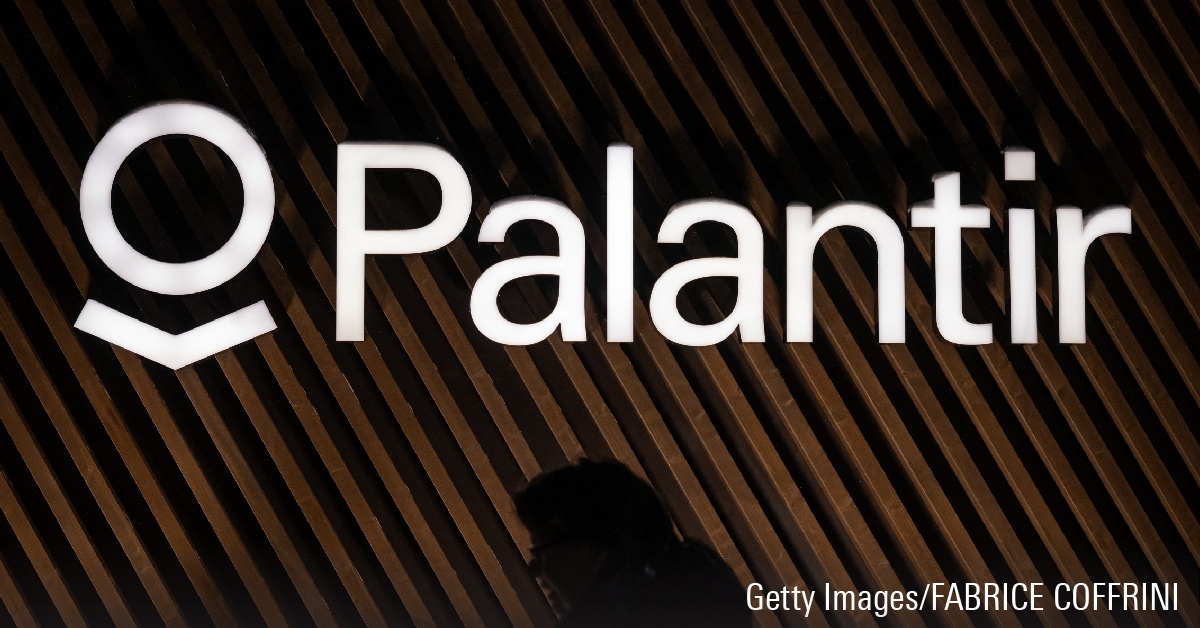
0,0,1197,626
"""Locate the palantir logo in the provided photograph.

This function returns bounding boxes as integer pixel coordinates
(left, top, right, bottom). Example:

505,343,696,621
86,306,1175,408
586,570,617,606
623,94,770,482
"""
74,101,1133,357
73,102,277,369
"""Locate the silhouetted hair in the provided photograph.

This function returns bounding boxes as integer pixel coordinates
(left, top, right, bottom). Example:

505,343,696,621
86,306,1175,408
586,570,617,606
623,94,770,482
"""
514,460,676,561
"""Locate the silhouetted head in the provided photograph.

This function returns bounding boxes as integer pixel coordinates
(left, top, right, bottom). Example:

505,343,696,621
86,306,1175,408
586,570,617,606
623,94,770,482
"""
513,459,676,612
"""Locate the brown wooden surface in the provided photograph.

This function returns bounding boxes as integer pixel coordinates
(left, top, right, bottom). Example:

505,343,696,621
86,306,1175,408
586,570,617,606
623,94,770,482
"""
0,0,1197,626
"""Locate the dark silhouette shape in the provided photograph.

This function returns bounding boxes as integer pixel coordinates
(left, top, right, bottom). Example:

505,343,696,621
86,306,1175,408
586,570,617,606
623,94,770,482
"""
513,459,750,628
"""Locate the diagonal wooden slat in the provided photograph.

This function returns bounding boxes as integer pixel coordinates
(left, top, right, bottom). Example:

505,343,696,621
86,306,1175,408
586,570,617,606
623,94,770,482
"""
0,382,87,628
0,1,1195,627
0,289,143,627
0,518,37,628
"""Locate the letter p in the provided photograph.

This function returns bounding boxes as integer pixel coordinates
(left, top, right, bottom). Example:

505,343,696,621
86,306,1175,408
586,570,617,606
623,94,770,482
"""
336,143,471,341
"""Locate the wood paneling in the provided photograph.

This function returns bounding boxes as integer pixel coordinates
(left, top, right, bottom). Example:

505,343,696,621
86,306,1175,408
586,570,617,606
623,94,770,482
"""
0,0,1195,625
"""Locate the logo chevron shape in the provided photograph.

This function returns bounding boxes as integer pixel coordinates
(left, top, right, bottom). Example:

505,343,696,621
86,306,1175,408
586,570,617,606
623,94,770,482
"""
74,300,277,369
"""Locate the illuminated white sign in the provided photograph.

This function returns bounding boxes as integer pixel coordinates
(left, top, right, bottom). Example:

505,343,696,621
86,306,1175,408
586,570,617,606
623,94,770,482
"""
649,199,764,346
78,102,1133,354
75,300,275,370
606,144,634,342
910,172,994,345
79,102,275,294
1057,206,1131,343
1008,208,1037,344
335,142,471,341
471,197,586,345
787,202,904,343
74,102,276,368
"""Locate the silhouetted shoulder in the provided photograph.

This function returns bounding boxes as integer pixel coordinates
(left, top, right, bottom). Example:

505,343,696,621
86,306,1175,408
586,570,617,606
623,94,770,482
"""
559,541,750,628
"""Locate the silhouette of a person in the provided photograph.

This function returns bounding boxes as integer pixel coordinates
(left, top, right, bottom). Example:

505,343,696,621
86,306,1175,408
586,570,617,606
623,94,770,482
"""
514,459,750,628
